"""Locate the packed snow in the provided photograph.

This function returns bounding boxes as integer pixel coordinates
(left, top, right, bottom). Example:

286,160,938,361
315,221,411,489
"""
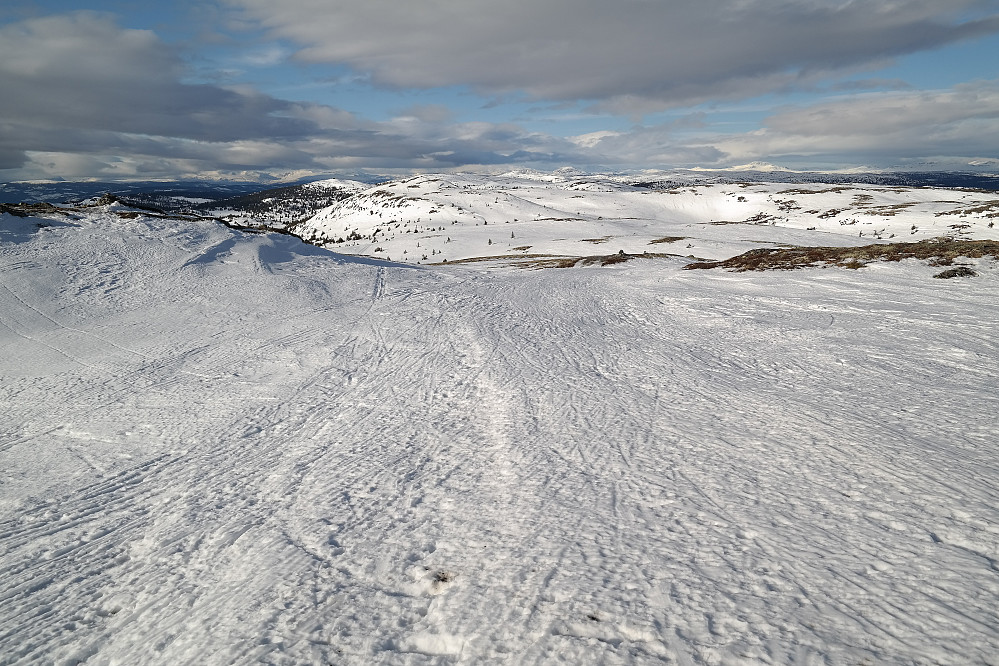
1,177,998,664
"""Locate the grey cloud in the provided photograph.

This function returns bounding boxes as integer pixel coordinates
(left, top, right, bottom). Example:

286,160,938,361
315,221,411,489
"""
762,81,999,138
4,118,584,180
827,79,913,92
6,8,996,181
226,0,999,110
586,80,999,167
0,148,26,170
0,13,317,142
571,128,727,167
0,12,586,180
395,105,455,124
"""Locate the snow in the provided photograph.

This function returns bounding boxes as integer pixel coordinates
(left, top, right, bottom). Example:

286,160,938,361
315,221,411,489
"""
1,185,998,664
294,173,999,265
300,177,369,193
170,196,215,204
693,161,794,172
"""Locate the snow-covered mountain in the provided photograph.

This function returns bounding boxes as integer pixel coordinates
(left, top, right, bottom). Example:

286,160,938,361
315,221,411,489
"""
692,161,794,172
289,172,999,265
1,174,998,664
0,177,374,226
192,177,369,227
0,180,271,206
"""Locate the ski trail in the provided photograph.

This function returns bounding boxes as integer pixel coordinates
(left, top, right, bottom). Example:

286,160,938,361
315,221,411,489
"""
1,212,998,664
1,282,151,360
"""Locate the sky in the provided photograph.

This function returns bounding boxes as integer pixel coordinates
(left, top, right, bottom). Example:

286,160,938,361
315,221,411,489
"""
1,0,998,182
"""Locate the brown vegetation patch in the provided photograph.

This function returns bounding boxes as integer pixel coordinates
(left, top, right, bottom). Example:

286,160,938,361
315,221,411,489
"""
515,252,674,270
649,236,687,244
433,253,560,265
369,189,406,202
934,200,999,218
705,214,781,226
777,186,855,195
773,199,800,212
745,212,780,224
683,238,999,272
860,203,915,216
0,202,71,217
514,257,590,269
933,266,977,279
582,236,611,244
438,251,676,269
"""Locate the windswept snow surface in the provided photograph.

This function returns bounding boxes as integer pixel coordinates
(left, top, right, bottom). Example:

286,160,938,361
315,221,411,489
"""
1,205,998,664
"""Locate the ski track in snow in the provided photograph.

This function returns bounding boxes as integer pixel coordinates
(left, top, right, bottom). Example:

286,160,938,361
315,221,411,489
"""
1,207,998,665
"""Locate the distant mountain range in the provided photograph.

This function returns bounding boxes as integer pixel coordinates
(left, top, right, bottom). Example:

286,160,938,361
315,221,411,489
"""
627,169,999,190
0,175,383,207
4,169,997,210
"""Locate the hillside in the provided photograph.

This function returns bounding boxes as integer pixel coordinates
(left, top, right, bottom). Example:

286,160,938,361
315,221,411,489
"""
1,177,997,664
291,172,999,265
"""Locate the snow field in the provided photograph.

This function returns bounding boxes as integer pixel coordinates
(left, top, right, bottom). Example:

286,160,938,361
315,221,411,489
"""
295,173,999,265
0,204,998,664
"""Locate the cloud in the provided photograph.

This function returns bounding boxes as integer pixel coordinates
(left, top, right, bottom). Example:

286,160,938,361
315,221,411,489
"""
3,9,996,180
570,126,727,166
827,78,913,92
0,12,585,180
0,12,323,178
714,80,999,162
577,80,999,168
239,45,291,67
0,13,316,142
226,0,999,111
764,81,999,138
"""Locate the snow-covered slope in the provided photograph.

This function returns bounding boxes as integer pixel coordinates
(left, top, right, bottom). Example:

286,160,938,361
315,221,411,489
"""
196,178,369,228
1,198,998,664
293,172,999,264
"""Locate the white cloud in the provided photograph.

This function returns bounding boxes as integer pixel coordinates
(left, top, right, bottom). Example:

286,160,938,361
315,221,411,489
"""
715,80,999,161
576,80,999,168
3,9,997,180
0,12,587,179
764,82,999,137
571,131,622,149
239,45,291,67
226,0,999,111
0,13,315,142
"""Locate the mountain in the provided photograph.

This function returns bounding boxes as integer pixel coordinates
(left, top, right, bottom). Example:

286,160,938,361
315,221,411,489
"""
630,168,999,190
0,180,274,205
6,170,997,267
288,171,999,265
695,161,794,172
187,178,370,228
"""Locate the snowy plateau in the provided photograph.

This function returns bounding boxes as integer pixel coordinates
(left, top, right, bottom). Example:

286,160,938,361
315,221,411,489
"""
1,171,998,665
